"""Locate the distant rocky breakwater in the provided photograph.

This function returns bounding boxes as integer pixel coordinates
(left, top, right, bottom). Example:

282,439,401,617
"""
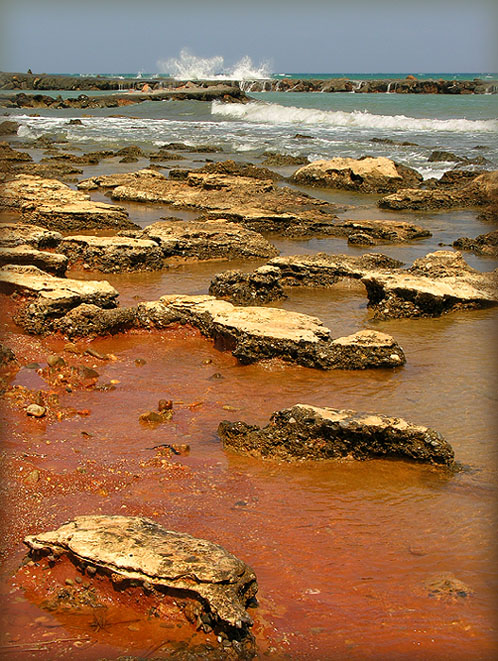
1,72,496,97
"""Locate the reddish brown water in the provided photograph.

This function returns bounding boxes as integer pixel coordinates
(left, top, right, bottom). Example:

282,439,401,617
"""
1,155,497,659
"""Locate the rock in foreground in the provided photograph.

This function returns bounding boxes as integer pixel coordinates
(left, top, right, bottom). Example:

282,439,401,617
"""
219,404,455,465
137,295,405,369
24,515,257,638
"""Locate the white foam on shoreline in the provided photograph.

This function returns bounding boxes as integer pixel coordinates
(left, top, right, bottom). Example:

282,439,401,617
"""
156,49,271,81
211,100,498,132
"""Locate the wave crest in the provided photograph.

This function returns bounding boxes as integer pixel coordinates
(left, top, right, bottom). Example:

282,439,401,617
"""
157,48,271,81
211,101,497,133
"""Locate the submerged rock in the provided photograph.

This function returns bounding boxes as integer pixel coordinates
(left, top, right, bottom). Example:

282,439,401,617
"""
219,404,455,465
59,235,165,272
291,157,422,193
1,174,136,230
362,251,498,319
137,295,405,370
24,515,258,636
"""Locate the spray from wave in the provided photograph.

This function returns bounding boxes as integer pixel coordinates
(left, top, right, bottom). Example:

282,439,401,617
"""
157,48,272,80
212,101,498,133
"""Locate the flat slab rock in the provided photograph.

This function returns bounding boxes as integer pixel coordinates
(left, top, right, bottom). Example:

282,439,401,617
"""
0,223,62,249
78,169,344,237
125,218,278,261
291,157,422,193
137,294,405,369
0,264,118,333
0,245,68,275
58,235,164,272
209,253,403,305
362,251,498,318
24,515,257,635
218,404,455,465
1,174,136,230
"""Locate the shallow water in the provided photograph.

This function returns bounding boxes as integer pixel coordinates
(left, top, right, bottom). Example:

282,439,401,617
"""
1,91,497,659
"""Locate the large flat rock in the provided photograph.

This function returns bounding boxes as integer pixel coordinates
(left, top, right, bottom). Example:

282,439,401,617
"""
1,174,136,230
0,245,68,275
79,169,345,237
59,235,164,272
291,157,422,193
0,264,118,333
24,515,257,636
137,294,405,370
132,218,278,261
362,251,498,318
219,404,455,465
0,223,62,249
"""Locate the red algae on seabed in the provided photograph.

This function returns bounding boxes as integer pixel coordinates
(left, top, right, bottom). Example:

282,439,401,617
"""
1,303,497,660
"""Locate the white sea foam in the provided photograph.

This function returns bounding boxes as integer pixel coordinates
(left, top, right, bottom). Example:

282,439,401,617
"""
157,49,271,80
211,101,498,133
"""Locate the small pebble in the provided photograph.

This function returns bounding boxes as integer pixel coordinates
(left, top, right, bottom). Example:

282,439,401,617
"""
65,578,74,586
26,404,46,418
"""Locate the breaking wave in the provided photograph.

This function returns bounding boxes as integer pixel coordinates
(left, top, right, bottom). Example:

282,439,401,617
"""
211,101,498,132
157,49,271,80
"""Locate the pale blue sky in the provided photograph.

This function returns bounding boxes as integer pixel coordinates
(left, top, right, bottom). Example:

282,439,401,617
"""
1,0,496,74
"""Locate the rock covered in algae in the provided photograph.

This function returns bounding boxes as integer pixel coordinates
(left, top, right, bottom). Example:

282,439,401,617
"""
219,404,455,465
24,515,258,634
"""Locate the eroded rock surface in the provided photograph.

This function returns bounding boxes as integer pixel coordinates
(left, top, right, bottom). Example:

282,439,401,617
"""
209,253,403,305
362,251,498,319
0,223,62,249
59,235,164,272
453,229,498,257
0,245,68,275
0,264,118,333
1,174,136,230
24,515,258,636
291,157,422,193
130,219,278,261
136,295,405,369
219,404,455,465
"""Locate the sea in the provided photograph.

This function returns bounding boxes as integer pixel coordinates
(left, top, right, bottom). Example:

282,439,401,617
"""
4,66,498,183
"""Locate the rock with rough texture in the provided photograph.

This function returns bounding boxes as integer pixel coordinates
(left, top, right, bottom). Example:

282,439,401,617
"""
0,342,16,365
78,169,344,237
209,253,403,305
0,120,19,135
0,264,118,333
135,219,278,261
379,170,498,210
219,404,455,465
291,157,422,193
453,230,498,257
24,515,258,636
53,303,138,337
59,235,164,272
1,174,136,230
137,295,405,370
0,223,62,249
0,245,68,275
362,251,498,319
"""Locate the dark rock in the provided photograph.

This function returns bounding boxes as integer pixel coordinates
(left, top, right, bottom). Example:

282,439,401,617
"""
219,404,455,465
261,152,309,167
0,343,16,365
453,229,498,256
0,120,20,135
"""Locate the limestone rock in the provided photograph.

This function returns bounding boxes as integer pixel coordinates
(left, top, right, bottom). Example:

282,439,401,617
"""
453,229,498,256
24,515,258,635
138,219,278,261
53,303,137,338
291,157,422,193
59,235,164,272
0,223,62,249
0,245,68,275
1,174,136,231
219,404,454,465
362,251,498,319
137,294,405,370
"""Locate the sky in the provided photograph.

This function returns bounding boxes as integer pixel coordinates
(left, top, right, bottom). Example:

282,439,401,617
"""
0,0,497,74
